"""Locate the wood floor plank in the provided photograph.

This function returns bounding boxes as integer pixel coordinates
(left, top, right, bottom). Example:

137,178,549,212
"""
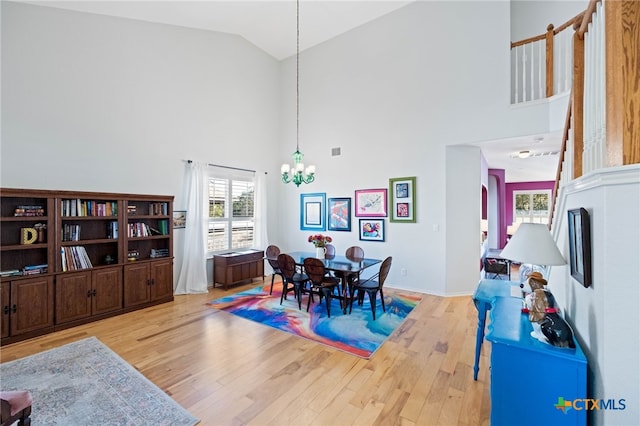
0,278,490,425
399,345,447,421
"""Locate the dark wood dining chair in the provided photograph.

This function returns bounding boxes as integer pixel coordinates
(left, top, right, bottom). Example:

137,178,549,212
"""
277,253,308,309
303,258,340,317
265,244,284,294
324,243,336,258
349,256,392,320
345,246,364,260
341,245,365,290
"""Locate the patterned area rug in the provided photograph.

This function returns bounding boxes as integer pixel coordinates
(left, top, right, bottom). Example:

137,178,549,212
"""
0,337,198,425
207,282,421,358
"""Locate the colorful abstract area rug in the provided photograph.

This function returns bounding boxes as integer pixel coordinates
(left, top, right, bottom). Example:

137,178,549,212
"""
0,337,199,426
207,282,422,358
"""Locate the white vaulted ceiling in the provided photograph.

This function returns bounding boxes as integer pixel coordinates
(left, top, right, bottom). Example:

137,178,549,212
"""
22,0,414,60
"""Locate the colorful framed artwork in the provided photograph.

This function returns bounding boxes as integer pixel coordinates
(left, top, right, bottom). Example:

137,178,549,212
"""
568,208,592,288
354,189,387,217
173,211,186,229
389,176,416,223
300,193,326,231
358,219,385,242
327,197,351,232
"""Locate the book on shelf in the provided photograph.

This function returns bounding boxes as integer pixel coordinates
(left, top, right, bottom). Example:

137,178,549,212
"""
22,264,48,275
63,224,81,241
61,199,118,217
0,269,22,277
150,202,168,216
127,205,137,215
158,219,169,235
107,221,118,239
14,205,45,217
23,264,48,270
128,222,155,237
61,246,93,271
150,248,169,258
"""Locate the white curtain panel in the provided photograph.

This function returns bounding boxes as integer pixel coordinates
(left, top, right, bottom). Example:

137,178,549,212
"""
254,172,272,274
174,161,208,294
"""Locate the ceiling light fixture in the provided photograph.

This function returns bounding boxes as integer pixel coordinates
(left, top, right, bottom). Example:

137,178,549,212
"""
518,150,531,158
281,0,315,187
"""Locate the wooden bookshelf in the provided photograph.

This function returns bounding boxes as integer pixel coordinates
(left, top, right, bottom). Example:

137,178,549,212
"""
1,188,174,345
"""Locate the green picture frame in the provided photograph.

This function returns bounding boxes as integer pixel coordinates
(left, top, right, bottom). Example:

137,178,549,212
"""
389,176,416,223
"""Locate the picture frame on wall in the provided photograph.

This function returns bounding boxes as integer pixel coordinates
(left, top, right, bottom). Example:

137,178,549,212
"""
300,193,326,231
327,197,351,232
568,207,592,288
389,176,416,223
173,211,186,229
358,219,385,242
354,189,387,217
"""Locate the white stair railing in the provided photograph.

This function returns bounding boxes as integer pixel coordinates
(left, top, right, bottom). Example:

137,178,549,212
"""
582,1,606,174
511,16,580,105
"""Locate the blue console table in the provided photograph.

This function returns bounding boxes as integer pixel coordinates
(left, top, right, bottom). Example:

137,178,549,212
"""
472,279,521,380
474,279,587,425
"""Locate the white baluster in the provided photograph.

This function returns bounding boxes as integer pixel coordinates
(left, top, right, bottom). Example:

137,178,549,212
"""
522,45,527,102
530,42,535,101
514,46,519,103
538,40,543,99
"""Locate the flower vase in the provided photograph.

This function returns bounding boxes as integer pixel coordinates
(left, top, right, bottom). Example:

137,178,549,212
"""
316,247,326,259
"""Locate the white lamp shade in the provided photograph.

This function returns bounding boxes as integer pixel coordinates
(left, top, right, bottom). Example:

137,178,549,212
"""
500,223,566,265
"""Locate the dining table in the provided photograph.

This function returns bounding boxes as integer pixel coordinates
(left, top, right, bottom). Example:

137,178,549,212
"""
268,251,382,313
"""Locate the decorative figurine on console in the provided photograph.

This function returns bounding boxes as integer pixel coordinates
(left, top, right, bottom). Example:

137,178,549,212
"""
524,288,556,322
540,308,576,348
520,271,547,295
524,289,576,348
524,288,556,342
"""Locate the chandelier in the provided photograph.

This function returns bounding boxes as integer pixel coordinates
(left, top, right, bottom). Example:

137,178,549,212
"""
281,0,315,186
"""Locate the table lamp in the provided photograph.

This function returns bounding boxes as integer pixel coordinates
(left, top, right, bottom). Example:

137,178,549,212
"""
500,223,566,283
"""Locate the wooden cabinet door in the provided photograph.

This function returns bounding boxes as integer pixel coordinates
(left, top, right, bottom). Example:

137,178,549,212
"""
150,259,173,302
56,271,92,324
92,267,123,316
11,276,54,335
1,282,9,338
124,263,150,308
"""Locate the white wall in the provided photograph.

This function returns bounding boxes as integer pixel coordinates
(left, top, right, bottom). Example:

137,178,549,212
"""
511,0,588,40
1,2,282,195
445,146,483,295
549,165,640,425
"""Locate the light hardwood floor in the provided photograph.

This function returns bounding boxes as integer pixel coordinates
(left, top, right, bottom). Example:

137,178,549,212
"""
0,278,491,425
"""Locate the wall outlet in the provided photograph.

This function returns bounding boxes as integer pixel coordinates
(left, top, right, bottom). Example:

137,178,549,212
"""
400,268,407,276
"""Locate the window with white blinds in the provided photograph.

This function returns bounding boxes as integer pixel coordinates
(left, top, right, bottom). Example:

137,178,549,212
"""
207,172,255,254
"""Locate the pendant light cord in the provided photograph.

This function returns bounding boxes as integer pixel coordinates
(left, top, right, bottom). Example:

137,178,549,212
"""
296,0,300,152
